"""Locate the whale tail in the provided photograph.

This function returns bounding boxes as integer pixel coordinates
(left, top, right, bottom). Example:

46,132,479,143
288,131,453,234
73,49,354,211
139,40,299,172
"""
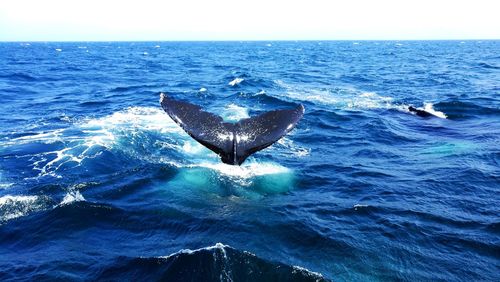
160,93,304,165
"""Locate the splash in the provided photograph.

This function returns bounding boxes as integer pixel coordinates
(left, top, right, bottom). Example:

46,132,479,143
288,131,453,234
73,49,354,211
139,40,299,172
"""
423,103,447,119
192,161,290,179
3,105,303,186
3,107,186,179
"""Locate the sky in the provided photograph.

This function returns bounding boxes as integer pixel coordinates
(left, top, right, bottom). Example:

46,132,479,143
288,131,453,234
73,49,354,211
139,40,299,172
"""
1,0,499,41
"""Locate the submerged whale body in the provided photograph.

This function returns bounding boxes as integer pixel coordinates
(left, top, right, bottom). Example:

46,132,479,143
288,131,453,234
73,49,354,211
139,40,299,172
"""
160,93,304,165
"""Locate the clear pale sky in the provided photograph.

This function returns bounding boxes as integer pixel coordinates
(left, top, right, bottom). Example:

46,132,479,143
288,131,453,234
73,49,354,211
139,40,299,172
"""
1,0,499,41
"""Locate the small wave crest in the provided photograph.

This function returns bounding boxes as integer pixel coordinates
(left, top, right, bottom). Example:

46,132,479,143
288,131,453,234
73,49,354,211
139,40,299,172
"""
59,190,85,206
228,77,244,86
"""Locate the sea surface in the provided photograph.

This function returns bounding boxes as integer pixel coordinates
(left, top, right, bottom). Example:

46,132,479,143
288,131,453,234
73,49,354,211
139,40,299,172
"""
0,41,499,281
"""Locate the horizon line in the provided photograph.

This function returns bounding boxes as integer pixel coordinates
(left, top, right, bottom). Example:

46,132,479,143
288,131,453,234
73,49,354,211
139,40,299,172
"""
1,38,499,43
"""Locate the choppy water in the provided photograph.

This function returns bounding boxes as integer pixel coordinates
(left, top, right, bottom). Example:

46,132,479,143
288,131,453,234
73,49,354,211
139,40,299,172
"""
0,41,499,281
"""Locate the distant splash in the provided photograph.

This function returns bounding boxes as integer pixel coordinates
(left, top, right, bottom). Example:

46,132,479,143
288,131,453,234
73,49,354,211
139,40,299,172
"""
271,80,451,118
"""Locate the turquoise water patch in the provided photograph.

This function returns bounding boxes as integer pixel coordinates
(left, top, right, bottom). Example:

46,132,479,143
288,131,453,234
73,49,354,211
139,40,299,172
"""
420,140,477,157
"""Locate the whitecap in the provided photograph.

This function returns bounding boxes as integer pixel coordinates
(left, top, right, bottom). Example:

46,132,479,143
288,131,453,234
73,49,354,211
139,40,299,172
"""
159,243,229,260
199,87,207,92
228,78,244,86
55,48,62,52
292,265,324,278
353,204,369,210
59,190,85,206
0,195,46,221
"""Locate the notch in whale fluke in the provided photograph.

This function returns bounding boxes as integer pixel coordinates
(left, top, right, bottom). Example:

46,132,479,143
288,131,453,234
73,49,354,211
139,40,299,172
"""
159,93,304,165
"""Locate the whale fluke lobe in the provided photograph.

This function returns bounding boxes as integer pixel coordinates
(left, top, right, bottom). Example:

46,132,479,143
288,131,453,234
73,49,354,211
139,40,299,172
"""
160,93,304,165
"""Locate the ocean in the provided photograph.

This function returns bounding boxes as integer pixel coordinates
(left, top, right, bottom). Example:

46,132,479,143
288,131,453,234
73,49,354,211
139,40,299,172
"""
0,41,498,281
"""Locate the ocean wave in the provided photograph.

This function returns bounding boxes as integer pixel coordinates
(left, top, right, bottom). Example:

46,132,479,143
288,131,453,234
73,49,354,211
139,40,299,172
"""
434,101,500,120
96,243,327,281
477,62,499,69
0,72,37,81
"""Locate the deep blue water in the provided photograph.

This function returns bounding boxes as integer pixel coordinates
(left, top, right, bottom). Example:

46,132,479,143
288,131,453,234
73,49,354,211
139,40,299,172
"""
0,41,499,281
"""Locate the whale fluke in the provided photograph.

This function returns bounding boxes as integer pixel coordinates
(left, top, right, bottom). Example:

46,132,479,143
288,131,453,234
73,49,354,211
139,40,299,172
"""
160,93,304,165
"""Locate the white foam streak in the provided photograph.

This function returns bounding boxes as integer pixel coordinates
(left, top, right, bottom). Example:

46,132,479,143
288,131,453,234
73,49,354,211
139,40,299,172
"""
0,183,12,189
274,80,394,110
